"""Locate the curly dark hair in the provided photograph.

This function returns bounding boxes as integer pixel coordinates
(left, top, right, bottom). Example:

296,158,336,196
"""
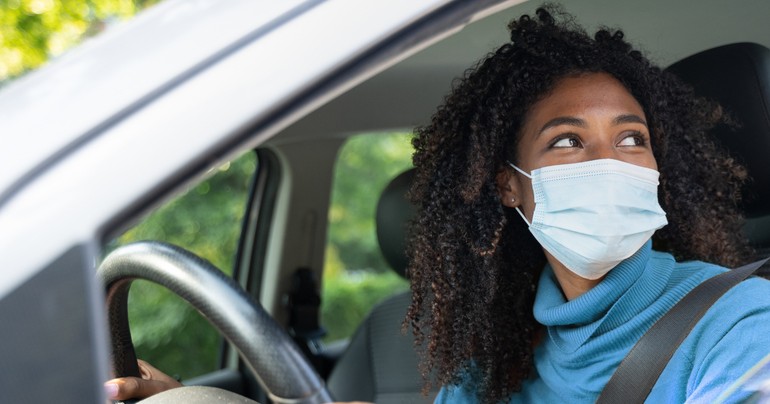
405,5,751,403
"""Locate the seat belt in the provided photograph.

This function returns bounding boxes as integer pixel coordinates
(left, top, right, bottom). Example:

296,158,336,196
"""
597,258,769,404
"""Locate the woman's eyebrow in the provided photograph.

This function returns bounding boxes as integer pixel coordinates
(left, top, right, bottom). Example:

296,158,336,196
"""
538,116,585,135
613,114,648,127
536,114,647,137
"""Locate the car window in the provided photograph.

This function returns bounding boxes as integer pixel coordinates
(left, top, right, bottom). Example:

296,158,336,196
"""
321,132,413,342
109,151,257,380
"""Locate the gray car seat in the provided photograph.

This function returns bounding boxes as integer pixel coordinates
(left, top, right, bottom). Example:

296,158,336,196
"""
666,42,770,253
326,169,437,403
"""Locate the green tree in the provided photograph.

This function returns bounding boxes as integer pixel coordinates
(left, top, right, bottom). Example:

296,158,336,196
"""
0,0,159,82
326,133,414,274
115,153,256,379
117,156,257,273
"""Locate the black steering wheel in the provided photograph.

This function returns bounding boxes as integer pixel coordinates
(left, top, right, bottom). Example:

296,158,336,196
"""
97,241,333,403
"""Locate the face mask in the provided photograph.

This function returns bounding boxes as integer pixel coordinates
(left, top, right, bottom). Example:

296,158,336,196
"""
508,158,668,280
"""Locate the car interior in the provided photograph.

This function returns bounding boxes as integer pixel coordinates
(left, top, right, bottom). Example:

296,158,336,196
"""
325,169,427,402
40,1,770,403
98,38,770,403
328,34,770,401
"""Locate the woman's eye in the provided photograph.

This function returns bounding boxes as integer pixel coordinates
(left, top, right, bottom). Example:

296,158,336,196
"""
617,133,647,147
551,136,582,148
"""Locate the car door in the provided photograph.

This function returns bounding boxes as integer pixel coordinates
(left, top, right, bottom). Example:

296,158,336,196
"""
0,1,516,402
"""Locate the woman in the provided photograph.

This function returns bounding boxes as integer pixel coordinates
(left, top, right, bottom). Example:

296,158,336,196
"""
406,6,770,403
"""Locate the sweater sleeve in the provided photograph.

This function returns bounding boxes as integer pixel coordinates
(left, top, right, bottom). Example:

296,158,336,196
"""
686,277,770,403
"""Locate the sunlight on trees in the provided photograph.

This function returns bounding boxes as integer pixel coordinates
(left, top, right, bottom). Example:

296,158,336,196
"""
0,0,159,82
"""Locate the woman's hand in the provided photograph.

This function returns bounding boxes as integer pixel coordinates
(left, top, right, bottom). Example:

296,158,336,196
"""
104,359,183,401
103,359,374,403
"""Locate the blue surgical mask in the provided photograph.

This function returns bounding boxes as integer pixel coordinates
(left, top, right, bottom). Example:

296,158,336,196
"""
508,158,668,280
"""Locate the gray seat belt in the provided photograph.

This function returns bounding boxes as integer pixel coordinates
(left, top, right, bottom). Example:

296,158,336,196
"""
597,258,769,404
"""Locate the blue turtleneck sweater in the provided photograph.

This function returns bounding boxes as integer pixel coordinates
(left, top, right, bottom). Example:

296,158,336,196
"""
436,241,770,403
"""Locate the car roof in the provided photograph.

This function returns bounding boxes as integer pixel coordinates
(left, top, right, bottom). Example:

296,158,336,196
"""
0,1,305,195
278,0,770,142
7,0,770,190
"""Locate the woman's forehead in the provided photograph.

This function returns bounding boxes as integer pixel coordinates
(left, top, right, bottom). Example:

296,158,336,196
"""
519,73,645,132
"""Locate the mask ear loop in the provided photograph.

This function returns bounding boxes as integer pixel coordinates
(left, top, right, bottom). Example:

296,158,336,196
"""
507,161,533,227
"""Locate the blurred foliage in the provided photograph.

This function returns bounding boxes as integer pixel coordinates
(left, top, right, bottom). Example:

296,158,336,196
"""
321,133,413,342
325,132,415,275
0,0,160,82
118,157,257,273
117,154,256,379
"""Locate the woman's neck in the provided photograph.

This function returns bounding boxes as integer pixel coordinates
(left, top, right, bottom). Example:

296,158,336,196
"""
544,250,604,300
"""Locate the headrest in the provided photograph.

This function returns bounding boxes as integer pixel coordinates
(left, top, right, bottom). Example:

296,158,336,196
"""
666,42,770,218
376,169,415,279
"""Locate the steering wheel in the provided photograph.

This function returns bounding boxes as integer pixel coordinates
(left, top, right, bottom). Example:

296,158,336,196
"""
97,241,333,404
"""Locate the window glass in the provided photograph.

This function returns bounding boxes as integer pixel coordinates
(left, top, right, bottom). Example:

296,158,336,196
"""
111,152,256,380
321,132,413,342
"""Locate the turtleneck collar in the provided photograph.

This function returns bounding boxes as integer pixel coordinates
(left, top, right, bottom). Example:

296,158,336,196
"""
533,240,674,353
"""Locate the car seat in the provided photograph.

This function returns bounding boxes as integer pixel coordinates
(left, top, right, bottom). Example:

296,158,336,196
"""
326,169,437,403
666,42,770,255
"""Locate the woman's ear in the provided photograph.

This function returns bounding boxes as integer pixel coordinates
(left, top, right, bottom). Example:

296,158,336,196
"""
496,168,522,208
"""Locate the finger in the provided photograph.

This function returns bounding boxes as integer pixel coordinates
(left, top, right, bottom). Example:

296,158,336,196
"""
104,376,174,400
137,359,181,384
